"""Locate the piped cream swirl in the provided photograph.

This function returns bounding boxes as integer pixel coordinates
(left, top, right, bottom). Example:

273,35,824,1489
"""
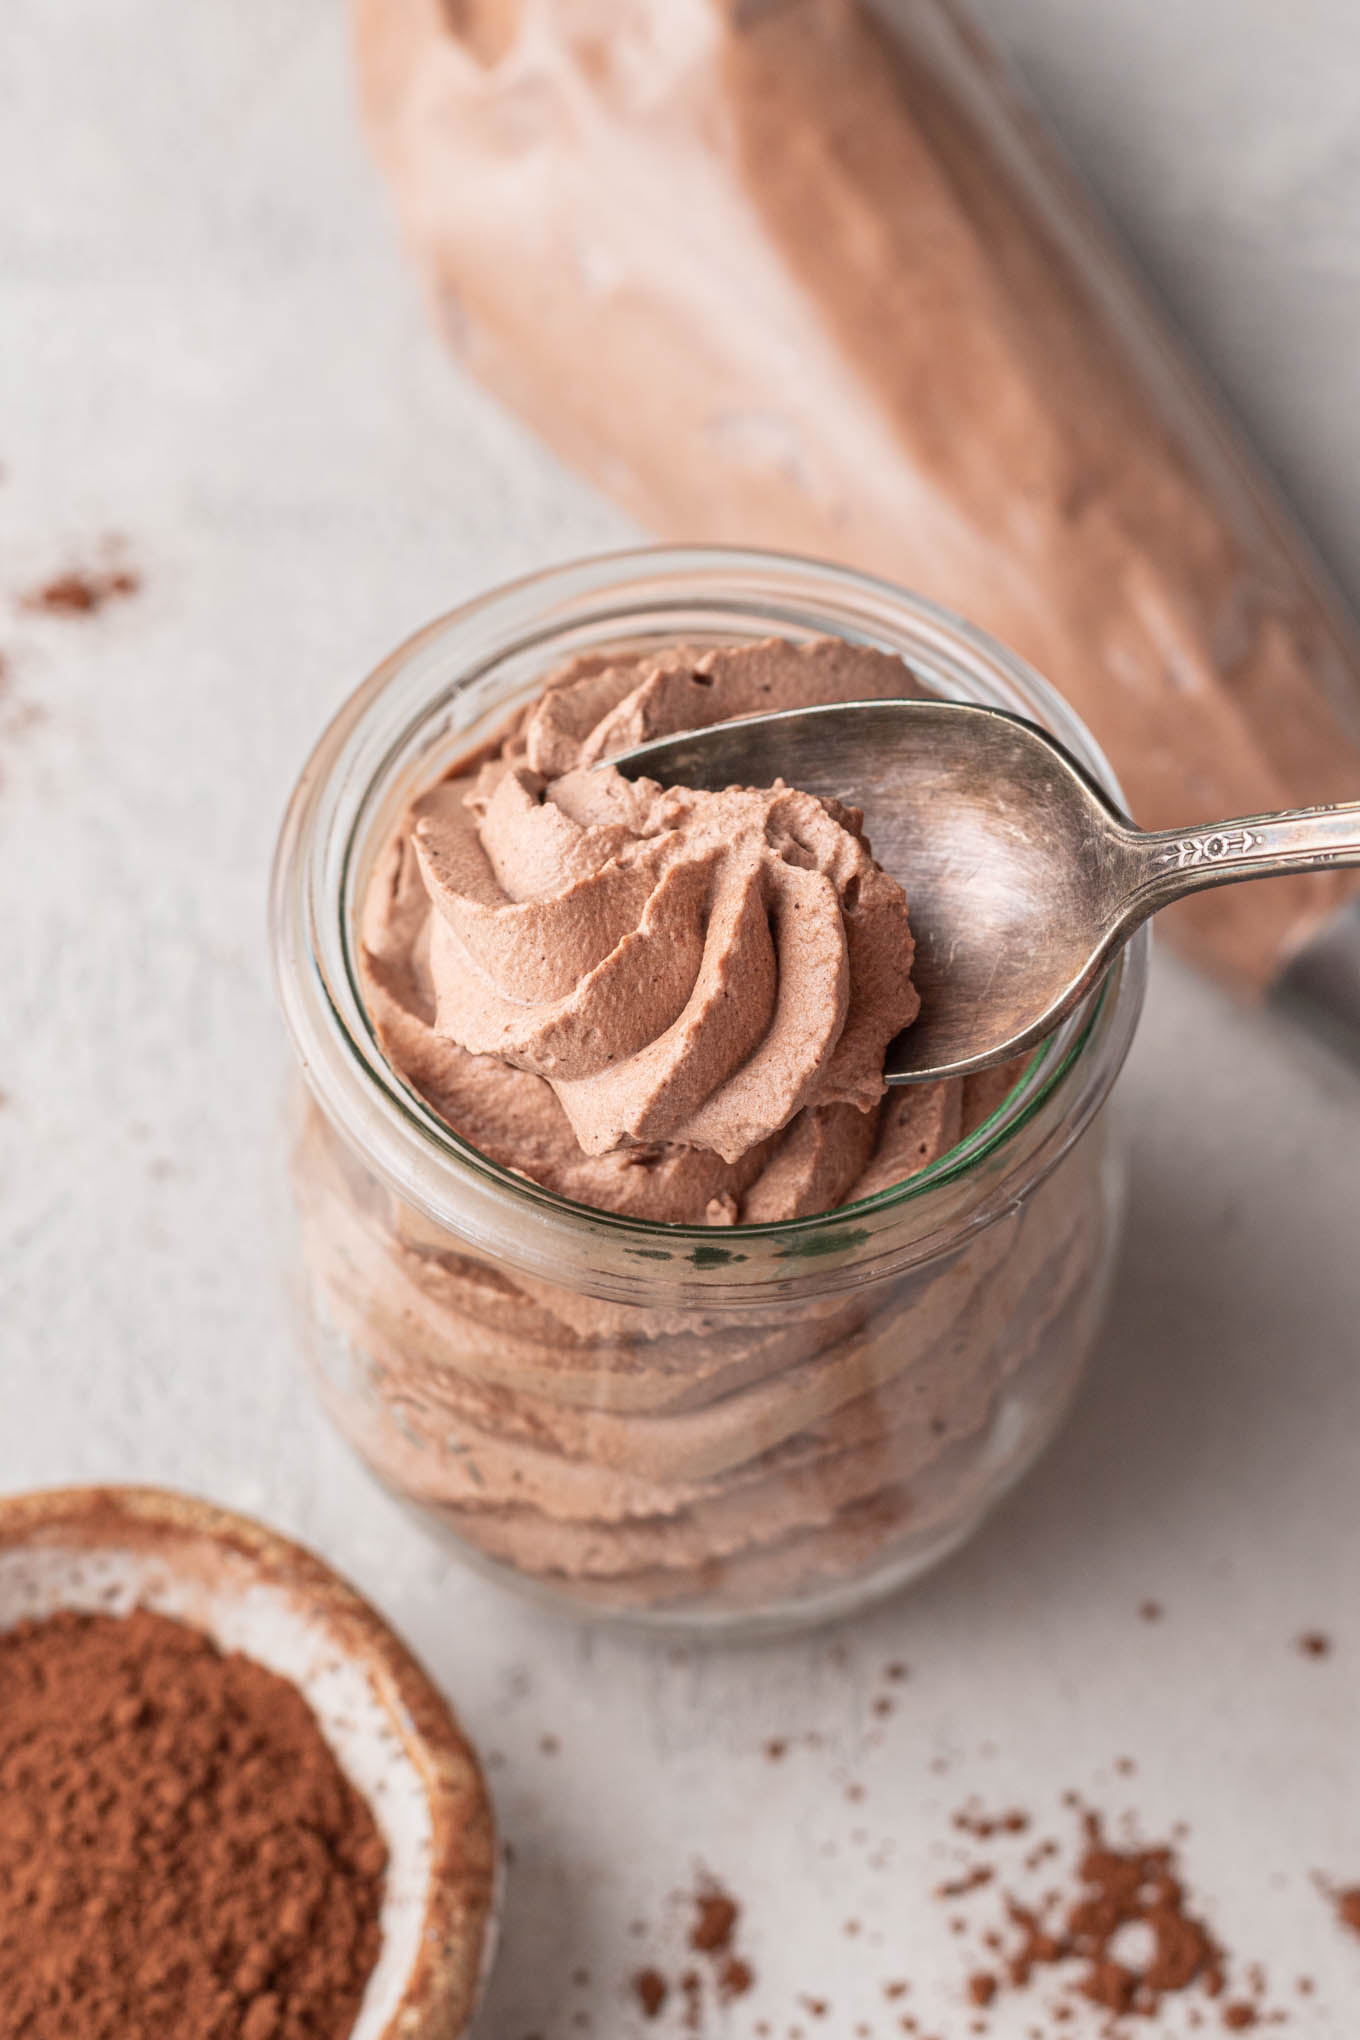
362,636,958,1223
412,740,918,1160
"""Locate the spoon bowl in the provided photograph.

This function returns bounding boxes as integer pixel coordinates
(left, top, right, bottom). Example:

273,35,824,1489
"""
607,699,1360,1080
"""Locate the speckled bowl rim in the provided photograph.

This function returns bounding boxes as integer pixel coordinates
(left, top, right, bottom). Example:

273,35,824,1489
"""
0,1484,499,2040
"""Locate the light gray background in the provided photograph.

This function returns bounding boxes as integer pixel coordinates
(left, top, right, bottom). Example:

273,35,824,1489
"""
1,4,1357,2034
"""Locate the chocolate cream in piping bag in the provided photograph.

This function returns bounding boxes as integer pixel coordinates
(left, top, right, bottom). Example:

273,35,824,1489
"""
357,0,1360,998
362,636,997,1226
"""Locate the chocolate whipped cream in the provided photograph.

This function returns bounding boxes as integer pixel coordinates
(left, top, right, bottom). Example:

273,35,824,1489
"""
357,0,1360,997
288,624,1128,1617
413,761,916,1159
363,637,959,1224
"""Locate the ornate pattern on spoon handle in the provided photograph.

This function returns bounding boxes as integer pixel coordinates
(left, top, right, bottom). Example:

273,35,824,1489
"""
1124,803,1360,926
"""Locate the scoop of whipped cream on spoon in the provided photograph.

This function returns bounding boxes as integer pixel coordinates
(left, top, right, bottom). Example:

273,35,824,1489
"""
605,700,1360,1082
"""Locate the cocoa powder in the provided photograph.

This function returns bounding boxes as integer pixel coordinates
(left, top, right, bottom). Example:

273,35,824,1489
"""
1336,1887,1360,1937
20,565,140,615
626,1873,755,2029
689,1882,739,1956
631,1967,668,2019
0,1607,386,2040
937,1800,1292,2029
1057,1813,1224,2011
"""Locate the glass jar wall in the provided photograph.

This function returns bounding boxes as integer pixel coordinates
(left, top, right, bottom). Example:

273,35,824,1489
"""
271,548,1146,1631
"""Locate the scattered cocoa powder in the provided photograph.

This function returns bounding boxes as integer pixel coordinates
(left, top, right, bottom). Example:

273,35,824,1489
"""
626,1874,756,2030
1068,1814,1224,2011
1139,1600,1164,1622
1332,1886,1360,1937
632,1968,668,2018
764,1738,788,1761
0,1606,385,2040
20,564,140,616
1297,1632,1332,1659
935,1800,1294,2030
0,652,46,779
718,1955,753,2001
953,1803,1030,1841
689,1880,739,1955
937,1866,994,1899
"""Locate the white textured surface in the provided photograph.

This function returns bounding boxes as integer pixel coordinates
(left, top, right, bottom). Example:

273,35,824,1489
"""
2,4,1359,2035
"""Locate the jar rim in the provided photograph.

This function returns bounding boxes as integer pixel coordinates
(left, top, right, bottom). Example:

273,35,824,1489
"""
271,545,1146,1293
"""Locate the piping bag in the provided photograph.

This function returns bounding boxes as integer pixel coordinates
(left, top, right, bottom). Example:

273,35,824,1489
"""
357,0,1360,1038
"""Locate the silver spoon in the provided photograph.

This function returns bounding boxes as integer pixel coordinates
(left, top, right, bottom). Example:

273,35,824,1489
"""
606,698,1360,1082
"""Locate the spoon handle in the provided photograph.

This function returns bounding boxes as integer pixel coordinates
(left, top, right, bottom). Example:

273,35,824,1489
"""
1124,801,1360,922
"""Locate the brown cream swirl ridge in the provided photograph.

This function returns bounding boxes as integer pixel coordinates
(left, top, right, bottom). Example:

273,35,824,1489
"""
411,753,918,1162
362,636,972,1224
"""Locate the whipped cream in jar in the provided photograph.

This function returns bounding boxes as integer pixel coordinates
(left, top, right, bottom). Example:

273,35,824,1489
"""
271,547,1146,1632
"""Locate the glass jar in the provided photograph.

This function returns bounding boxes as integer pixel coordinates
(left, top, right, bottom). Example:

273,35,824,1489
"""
271,546,1146,1633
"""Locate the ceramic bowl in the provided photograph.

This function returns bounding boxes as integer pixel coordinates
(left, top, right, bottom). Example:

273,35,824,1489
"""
0,1484,499,2040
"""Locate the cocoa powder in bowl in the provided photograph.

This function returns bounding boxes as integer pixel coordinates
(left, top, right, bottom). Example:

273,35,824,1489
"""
0,1605,387,2040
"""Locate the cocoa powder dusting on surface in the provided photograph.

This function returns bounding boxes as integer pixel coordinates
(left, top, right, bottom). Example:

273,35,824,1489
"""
0,647,47,778
953,1802,1029,1841
689,1881,739,1955
1297,1631,1332,1659
935,1799,1297,2031
1063,1813,1224,2012
718,1956,753,2001
624,1873,756,2030
20,564,140,616
0,1607,386,2040
937,1865,994,1899
1333,1886,1360,1937
631,1968,668,2019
